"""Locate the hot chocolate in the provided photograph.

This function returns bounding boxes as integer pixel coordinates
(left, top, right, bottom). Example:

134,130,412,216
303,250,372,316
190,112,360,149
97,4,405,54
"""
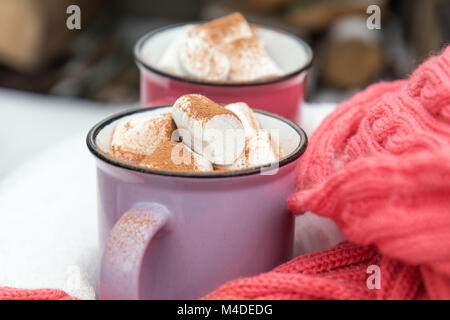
157,13,283,82
104,94,281,173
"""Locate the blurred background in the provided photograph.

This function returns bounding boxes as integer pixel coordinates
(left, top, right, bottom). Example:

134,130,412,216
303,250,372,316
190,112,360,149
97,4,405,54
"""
0,0,448,103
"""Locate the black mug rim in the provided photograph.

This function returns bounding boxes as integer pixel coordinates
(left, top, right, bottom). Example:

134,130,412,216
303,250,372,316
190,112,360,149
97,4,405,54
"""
133,21,314,87
86,106,308,179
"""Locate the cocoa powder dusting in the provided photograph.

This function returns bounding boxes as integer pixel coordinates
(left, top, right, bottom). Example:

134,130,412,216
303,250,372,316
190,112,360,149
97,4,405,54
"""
139,141,204,172
190,12,248,45
181,38,228,81
224,36,262,58
110,113,177,163
112,147,145,164
222,36,265,74
178,94,238,122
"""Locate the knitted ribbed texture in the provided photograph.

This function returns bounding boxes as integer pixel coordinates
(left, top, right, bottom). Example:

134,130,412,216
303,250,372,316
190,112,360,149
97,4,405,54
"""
0,287,77,300
203,242,426,300
205,46,450,300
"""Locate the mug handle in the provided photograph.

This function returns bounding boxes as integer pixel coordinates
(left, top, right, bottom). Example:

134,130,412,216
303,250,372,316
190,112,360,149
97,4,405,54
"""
99,202,171,300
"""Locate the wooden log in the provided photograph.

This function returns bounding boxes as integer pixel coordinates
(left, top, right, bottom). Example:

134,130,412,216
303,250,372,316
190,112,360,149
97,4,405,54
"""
0,0,104,72
320,16,384,89
285,0,386,32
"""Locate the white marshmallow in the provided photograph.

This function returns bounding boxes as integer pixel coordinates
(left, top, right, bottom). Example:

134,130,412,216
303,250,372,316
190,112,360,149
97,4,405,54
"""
172,94,245,165
157,25,193,77
189,12,253,45
224,36,283,82
110,113,176,162
247,129,280,165
179,36,230,81
188,148,214,172
215,129,280,171
225,102,261,137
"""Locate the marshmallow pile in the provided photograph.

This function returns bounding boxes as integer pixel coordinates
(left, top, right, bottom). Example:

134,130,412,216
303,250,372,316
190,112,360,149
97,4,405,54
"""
158,13,283,82
108,94,280,173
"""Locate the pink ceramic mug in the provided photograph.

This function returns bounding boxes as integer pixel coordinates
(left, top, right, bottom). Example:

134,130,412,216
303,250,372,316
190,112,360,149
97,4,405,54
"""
87,106,307,299
134,23,313,122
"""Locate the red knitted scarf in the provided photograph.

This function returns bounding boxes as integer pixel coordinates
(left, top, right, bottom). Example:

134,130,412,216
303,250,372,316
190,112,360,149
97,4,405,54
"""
204,46,450,300
0,287,77,300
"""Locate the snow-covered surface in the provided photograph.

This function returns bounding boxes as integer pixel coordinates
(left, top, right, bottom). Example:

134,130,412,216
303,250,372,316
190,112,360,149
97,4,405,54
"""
0,134,99,299
0,89,343,299
0,88,125,179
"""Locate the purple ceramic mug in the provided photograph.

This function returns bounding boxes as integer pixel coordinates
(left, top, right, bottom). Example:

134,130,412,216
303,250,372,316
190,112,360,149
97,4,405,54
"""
87,106,307,299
